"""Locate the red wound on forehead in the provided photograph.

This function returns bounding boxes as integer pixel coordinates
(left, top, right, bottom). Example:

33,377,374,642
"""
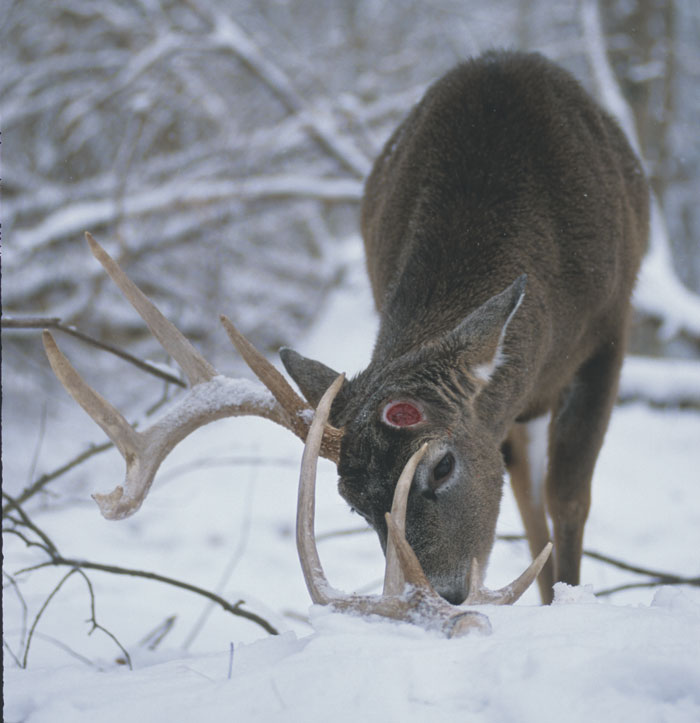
382,401,424,428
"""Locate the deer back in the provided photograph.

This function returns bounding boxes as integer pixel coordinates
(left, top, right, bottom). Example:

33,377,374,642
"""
362,51,647,383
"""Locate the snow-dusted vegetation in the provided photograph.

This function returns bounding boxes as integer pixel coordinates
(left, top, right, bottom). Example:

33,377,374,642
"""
3,1,700,721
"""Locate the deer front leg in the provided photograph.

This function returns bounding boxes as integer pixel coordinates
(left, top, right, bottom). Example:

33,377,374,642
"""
505,423,554,603
546,343,624,588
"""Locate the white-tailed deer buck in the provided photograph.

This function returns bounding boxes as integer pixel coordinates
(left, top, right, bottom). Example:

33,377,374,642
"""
45,51,647,630
282,51,648,604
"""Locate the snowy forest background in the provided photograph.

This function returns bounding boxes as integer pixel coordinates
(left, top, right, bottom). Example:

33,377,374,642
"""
3,0,700,378
2,1,700,717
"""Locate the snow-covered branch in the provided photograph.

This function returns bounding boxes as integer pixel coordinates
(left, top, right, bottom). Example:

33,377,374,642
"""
580,0,700,344
9,175,362,267
207,10,372,178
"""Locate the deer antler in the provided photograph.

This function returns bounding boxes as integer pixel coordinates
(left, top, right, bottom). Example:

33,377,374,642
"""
296,375,553,637
461,543,553,605
43,232,343,520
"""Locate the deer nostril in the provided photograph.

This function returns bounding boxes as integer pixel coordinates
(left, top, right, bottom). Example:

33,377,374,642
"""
430,452,455,491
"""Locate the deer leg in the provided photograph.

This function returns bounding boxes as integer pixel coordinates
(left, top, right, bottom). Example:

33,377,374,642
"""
504,423,554,603
546,343,624,588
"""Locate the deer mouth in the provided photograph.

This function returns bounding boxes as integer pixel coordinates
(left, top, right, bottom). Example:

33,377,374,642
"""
437,586,468,606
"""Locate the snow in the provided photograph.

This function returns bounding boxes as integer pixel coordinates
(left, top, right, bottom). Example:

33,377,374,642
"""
620,355,700,406
175,375,277,418
4,246,700,722
5,591,700,722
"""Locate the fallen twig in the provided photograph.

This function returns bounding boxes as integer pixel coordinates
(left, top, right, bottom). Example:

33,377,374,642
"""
21,566,132,670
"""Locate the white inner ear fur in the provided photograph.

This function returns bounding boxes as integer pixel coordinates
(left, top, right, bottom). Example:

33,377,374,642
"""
472,287,525,384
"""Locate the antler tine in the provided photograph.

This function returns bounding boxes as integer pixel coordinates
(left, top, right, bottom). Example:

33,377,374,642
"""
43,331,140,460
383,443,428,596
85,232,216,386
463,542,553,605
296,373,347,605
384,514,433,591
220,314,344,463
220,314,308,423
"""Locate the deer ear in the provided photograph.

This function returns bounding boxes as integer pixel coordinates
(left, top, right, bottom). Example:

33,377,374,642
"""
451,274,527,385
279,348,345,408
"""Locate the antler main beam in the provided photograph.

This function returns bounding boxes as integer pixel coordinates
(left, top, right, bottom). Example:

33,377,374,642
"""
43,233,343,520
296,376,553,637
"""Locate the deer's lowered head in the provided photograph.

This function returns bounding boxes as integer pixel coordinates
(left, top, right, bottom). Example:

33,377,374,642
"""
281,274,527,604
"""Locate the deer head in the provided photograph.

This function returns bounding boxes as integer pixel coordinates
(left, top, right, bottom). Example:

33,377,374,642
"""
281,275,527,604
296,373,552,636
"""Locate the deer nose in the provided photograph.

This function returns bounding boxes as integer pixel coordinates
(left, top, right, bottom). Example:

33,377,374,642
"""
436,582,467,605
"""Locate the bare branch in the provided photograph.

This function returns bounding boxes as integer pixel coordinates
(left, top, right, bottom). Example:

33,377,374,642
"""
595,579,700,597
583,548,700,585
4,495,279,637
19,558,278,636
21,566,132,670
3,441,113,515
29,632,102,670
21,569,84,668
498,533,700,593
138,615,177,651
75,568,133,670
2,316,185,387
3,571,28,662
3,493,60,556
3,637,24,669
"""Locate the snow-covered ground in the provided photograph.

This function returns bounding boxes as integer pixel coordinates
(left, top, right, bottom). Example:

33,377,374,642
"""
4,241,700,722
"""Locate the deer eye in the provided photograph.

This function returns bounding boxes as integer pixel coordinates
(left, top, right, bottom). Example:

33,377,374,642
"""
430,452,455,490
381,400,424,428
